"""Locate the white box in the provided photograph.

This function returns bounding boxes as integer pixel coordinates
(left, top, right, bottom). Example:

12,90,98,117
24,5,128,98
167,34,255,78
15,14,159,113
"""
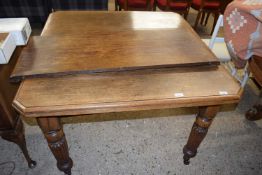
0,33,16,64
0,18,32,46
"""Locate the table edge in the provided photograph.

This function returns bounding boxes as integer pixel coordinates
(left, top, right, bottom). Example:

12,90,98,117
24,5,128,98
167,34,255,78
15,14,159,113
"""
13,89,243,118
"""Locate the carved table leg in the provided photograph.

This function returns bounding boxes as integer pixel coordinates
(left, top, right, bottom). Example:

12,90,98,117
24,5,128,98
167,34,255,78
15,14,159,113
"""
37,117,73,175
183,106,220,165
1,117,37,168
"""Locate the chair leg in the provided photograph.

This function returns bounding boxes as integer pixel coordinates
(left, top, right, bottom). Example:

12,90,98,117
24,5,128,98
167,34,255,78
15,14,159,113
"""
153,0,157,11
200,12,206,25
146,0,151,11
211,13,219,35
194,10,202,30
115,0,118,11
204,13,210,26
184,10,189,20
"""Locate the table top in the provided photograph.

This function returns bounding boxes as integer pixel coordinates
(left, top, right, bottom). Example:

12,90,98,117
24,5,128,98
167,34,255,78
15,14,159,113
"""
13,66,242,117
11,11,219,80
12,11,242,118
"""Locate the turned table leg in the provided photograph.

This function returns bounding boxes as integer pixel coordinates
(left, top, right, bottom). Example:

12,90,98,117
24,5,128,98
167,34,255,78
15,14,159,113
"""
183,106,220,165
1,117,37,168
37,117,73,175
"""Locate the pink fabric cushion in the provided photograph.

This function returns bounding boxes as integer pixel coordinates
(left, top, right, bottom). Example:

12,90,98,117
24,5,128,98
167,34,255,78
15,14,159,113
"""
117,0,154,9
157,0,189,11
192,0,220,10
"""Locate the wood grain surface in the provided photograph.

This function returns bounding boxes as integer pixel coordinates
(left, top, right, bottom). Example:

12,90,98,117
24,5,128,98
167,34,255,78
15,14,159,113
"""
42,11,198,35
11,11,219,80
13,66,242,117
0,33,8,44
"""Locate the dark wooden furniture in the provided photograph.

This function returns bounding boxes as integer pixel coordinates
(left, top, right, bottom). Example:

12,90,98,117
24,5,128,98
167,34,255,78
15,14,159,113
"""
0,47,36,168
11,11,242,175
245,55,262,121
154,0,192,19
191,0,221,34
220,0,233,14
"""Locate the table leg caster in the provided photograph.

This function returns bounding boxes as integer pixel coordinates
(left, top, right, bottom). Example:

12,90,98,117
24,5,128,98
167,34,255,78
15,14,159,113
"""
57,158,73,175
183,156,190,165
183,147,196,165
64,170,72,175
28,160,37,169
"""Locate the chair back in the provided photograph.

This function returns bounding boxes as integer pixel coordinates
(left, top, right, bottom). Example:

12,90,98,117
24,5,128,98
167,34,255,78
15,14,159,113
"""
201,0,220,6
122,0,153,11
165,0,192,11
50,0,108,11
155,0,191,19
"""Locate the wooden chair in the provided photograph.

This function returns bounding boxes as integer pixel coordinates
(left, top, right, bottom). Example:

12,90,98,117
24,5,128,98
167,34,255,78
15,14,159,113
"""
115,0,155,11
245,55,262,121
191,0,221,34
154,0,192,19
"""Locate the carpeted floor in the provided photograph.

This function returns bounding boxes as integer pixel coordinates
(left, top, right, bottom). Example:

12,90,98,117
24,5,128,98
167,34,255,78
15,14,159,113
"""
0,2,261,175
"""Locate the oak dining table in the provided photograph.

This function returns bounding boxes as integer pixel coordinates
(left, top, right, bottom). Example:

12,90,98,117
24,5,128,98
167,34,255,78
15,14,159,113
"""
11,11,242,175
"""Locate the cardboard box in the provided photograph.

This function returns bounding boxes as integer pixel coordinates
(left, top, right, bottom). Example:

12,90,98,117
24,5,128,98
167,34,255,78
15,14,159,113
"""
0,33,16,64
0,18,31,46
